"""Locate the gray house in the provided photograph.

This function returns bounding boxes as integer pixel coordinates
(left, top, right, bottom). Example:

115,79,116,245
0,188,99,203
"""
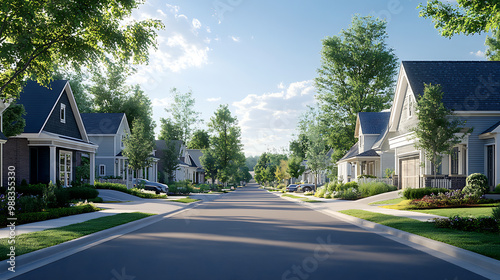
82,113,159,182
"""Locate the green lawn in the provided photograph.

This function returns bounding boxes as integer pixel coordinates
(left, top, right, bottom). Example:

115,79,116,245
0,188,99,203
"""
170,197,200,203
340,209,500,260
0,212,154,260
369,198,405,205
282,194,323,203
412,207,496,218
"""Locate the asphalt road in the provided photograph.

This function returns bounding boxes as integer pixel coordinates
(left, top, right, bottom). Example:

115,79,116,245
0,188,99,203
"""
11,184,486,280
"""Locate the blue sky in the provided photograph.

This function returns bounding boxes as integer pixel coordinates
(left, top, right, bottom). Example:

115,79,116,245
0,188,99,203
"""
128,0,487,156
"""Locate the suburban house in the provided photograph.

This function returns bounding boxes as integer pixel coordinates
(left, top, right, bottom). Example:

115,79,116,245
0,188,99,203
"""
2,80,98,186
337,111,393,183
300,148,334,185
155,140,205,184
337,61,500,190
82,112,159,183
0,101,10,187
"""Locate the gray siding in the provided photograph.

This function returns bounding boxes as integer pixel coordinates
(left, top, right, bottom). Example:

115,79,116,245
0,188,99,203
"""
461,116,500,174
89,135,115,156
43,90,82,139
395,87,418,137
96,158,115,177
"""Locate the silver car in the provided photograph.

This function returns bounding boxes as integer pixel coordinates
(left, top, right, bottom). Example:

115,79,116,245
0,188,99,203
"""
132,179,168,193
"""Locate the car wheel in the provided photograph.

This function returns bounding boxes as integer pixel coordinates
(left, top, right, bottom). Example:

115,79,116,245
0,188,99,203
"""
303,187,312,192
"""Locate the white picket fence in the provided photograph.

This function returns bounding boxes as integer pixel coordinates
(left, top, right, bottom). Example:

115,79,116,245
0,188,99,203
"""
356,178,394,186
430,179,452,189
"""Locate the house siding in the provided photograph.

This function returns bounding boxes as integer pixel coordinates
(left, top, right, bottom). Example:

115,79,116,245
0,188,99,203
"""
97,158,115,177
3,138,30,186
43,90,82,140
461,116,500,174
394,86,418,137
89,135,115,156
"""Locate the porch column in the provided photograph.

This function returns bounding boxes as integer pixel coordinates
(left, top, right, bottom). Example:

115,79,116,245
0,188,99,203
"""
496,136,500,188
90,152,95,186
49,146,57,184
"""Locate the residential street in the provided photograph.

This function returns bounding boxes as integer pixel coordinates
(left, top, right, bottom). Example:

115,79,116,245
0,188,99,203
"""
10,184,487,280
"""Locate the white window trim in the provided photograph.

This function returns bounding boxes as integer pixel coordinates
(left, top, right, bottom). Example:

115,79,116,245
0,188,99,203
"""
121,134,125,148
60,103,66,123
99,164,106,176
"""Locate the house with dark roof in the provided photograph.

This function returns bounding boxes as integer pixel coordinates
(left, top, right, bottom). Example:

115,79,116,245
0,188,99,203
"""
2,80,98,186
387,61,500,189
300,148,334,185
187,149,205,184
81,113,159,182
155,140,206,184
337,112,393,182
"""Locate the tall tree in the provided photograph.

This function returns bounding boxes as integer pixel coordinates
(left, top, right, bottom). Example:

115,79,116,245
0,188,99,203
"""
287,156,305,181
419,0,500,38
208,104,243,184
188,129,210,149
315,15,398,161
159,118,183,142
486,30,500,61
305,124,329,191
90,62,130,114
245,155,259,171
163,88,201,144
122,118,154,181
2,102,25,137
0,0,163,101
411,84,471,176
200,148,218,185
160,141,180,183
53,67,93,113
275,160,290,187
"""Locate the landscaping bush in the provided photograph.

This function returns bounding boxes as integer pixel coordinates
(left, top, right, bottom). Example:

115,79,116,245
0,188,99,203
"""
357,174,377,179
195,184,212,193
358,182,397,197
434,215,499,233
326,182,337,194
18,195,45,213
409,189,479,208
463,173,489,198
95,182,166,199
0,204,99,226
336,181,358,192
493,205,500,221
16,183,46,196
333,188,359,200
67,187,99,200
314,186,326,198
403,187,449,200
168,180,194,195
494,184,500,194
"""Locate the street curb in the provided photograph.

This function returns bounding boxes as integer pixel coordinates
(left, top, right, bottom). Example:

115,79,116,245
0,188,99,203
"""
275,192,500,279
0,199,209,280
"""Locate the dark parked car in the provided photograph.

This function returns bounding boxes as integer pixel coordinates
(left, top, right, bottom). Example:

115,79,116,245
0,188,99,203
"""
297,184,315,192
286,184,299,192
132,179,168,194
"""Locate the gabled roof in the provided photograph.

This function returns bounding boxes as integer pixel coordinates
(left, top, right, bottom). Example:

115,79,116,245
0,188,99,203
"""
356,112,390,137
357,149,379,157
402,61,500,111
187,149,204,168
17,80,68,133
339,143,358,162
0,131,7,141
81,113,125,135
481,120,500,135
155,139,183,155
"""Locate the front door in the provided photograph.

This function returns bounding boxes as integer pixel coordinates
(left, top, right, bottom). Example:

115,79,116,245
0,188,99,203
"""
59,150,72,186
487,145,495,187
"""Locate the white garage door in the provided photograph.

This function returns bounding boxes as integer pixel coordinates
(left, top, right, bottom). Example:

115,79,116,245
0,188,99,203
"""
400,156,420,189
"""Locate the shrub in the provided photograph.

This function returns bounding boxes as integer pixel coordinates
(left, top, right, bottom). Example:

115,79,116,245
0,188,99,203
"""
315,186,326,198
358,182,397,197
168,180,194,195
16,183,46,196
409,189,479,208
94,182,166,199
333,188,360,200
18,195,45,213
326,182,337,193
434,215,499,233
403,187,449,200
357,174,377,179
493,184,500,194
493,205,500,221
0,204,99,226
463,173,489,197
336,181,358,192
67,187,99,200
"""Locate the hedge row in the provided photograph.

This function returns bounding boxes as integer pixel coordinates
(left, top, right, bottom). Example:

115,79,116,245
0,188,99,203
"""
94,182,166,199
0,204,99,226
403,188,450,200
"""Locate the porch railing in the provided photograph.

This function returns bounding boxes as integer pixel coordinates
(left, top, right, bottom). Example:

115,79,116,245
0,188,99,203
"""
430,178,452,189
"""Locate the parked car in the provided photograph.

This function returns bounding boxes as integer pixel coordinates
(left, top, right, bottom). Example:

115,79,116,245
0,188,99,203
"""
132,179,168,194
286,184,299,192
297,184,315,192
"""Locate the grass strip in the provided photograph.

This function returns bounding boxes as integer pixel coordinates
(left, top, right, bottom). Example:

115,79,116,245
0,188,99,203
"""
282,194,323,203
340,209,500,260
412,207,496,218
369,198,405,205
0,212,154,260
170,197,200,203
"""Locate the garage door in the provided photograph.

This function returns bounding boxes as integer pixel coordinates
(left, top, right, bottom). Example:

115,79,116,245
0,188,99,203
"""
400,156,420,189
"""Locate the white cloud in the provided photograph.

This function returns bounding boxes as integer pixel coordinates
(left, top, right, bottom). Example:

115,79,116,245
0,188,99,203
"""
277,82,285,89
152,97,172,107
233,80,316,156
470,50,485,58
192,18,202,29
231,36,240,42
157,9,166,17
207,97,221,102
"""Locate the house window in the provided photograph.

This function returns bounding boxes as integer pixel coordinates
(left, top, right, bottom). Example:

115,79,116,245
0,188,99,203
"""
450,147,459,175
59,150,72,186
60,103,66,123
99,164,106,177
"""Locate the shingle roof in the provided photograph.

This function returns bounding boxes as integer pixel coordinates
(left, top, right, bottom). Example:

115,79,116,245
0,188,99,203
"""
81,113,125,134
481,120,500,135
357,149,379,157
155,139,182,154
17,80,68,133
187,149,204,168
358,112,390,135
0,131,7,141
339,143,359,161
402,61,500,111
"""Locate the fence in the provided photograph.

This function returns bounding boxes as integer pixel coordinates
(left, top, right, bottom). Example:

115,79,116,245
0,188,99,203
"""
430,178,452,189
356,178,394,186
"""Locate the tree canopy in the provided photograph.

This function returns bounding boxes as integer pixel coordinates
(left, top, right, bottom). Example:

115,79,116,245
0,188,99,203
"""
188,129,210,150
122,118,154,179
0,0,163,101
163,88,201,144
315,15,398,161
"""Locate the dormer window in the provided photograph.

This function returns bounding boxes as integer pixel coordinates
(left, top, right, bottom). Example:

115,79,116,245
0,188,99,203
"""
60,103,66,123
